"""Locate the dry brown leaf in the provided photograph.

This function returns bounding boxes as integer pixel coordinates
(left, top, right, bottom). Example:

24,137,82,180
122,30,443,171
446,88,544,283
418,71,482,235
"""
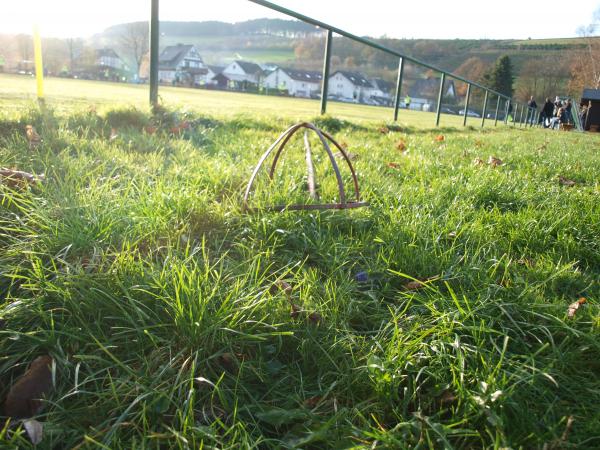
0,169,44,188
290,302,302,318
567,297,586,318
435,135,445,142
439,390,457,405
387,162,400,169
488,156,503,167
334,151,357,160
558,176,576,187
109,128,118,141
473,157,485,166
3,355,53,418
308,311,322,325
25,125,41,148
217,353,238,373
396,140,407,152
303,396,323,408
378,126,390,134
23,419,43,445
404,276,438,291
144,126,158,135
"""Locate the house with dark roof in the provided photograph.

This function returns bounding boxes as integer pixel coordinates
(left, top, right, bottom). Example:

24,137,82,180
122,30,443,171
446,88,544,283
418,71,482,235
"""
369,78,395,106
158,44,208,86
214,60,264,90
581,88,600,131
263,67,323,98
327,71,375,103
96,48,125,70
407,77,456,111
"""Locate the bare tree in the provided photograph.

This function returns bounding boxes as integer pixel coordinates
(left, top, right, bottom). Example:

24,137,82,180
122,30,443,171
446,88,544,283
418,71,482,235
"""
119,22,149,76
16,34,32,62
569,8,600,93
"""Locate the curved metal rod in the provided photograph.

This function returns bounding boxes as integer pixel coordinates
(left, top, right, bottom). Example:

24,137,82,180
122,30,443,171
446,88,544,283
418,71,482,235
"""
266,122,345,205
243,122,306,209
305,124,346,205
268,122,307,179
319,129,361,202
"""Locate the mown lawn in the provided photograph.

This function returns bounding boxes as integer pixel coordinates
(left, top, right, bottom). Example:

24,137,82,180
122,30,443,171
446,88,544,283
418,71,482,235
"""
1,74,483,128
0,102,599,449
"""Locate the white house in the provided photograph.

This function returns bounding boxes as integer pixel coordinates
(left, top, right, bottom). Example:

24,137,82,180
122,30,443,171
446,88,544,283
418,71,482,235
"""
263,67,322,98
408,77,457,111
328,71,374,103
158,44,208,85
215,60,263,90
369,78,394,106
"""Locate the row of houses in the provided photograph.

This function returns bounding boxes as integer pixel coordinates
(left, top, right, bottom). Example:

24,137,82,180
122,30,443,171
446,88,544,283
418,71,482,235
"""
98,43,457,109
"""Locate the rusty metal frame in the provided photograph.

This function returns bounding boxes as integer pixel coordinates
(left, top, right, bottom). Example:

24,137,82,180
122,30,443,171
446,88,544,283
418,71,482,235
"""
243,122,369,212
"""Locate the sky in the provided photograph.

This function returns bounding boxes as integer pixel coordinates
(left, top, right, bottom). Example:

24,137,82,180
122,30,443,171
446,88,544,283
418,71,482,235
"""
1,0,598,40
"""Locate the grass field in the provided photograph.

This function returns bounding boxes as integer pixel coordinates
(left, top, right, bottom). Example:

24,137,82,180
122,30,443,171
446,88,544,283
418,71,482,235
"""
0,80,599,448
1,74,483,128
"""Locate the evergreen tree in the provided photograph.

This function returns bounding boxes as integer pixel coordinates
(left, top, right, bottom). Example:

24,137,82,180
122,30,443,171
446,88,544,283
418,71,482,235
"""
482,55,514,97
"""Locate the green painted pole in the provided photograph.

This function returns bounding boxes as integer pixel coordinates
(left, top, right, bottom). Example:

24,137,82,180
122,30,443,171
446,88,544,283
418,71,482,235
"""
320,29,333,115
494,95,501,126
513,104,518,126
393,57,404,121
519,105,524,127
435,72,446,127
481,90,489,127
463,83,471,127
149,0,159,107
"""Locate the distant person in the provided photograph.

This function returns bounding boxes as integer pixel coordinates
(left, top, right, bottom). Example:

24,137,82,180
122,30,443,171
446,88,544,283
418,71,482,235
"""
564,100,573,124
541,98,554,128
554,96,562,116
527,96,538,125
404,95,411,109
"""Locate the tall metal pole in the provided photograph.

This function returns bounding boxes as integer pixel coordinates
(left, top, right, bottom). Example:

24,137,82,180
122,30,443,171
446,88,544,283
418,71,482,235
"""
393,57,405,121
481,90,489,127
494,95,501,126
149,0,159,107
463,83,471,127
320,29,333,115
519,105,525,127
504,100,510,125
435,72,446,127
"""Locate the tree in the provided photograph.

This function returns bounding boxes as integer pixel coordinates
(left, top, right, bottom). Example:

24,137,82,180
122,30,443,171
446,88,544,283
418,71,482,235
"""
454,57,490,96
119,22,149,75
568,8,600,94
482,55,514,97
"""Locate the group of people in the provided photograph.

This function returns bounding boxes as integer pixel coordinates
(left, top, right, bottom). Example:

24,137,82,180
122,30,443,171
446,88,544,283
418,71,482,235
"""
527,96,575,130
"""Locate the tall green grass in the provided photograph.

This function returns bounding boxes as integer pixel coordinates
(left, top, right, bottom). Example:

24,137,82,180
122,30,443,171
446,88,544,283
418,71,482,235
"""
0,105,599,448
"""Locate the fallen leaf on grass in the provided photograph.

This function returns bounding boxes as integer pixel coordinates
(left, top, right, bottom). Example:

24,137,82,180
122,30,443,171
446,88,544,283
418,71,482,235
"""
567,298,586,318
25,125,41,148
334,151,357,160
308,311,322,324
378,126,390,134
387,162,400,169
403,276,439,291
3,355,53,418
439,390,457,405
109,128,118,141
0,169,44,187
217,353,238,373
23,419,43,445
435,135,445,142
303,396,323,408
473,158,485,166
487,156,503,167
558,176,576,187
396,140,407,152
144,126,158,135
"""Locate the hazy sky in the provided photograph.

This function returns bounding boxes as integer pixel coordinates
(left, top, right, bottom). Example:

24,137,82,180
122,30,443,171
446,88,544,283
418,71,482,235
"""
2,0,598,39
